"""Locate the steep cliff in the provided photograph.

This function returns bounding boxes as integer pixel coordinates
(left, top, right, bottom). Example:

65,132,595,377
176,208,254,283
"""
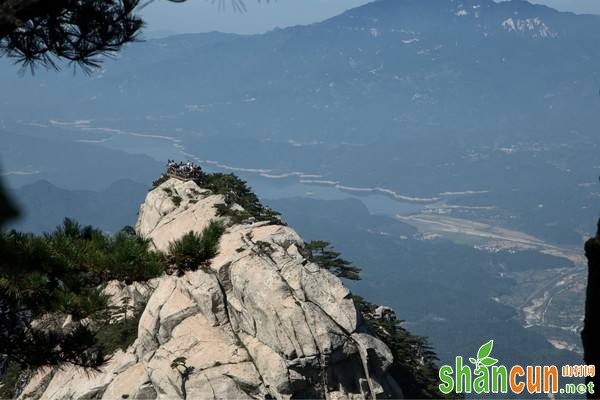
18,178,404,399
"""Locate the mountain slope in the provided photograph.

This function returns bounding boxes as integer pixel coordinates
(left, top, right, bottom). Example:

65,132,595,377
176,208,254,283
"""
17,178,409,399
3,0,600,141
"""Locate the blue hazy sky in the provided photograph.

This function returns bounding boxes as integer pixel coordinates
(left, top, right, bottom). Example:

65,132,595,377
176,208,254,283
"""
140,0,600,36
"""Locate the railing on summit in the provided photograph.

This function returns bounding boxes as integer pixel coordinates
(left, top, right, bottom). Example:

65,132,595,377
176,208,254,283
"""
166,161,204,183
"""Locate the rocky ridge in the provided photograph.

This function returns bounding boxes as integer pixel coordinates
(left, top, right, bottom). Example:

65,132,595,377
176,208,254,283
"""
18,178,403,399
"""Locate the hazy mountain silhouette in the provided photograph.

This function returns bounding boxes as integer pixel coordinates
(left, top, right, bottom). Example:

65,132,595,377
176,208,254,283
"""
7,179,148,234
2,0,599,245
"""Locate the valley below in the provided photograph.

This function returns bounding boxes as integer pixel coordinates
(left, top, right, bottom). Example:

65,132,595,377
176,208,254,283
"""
3,0,600,395
396,212,587,354
2,120,592,362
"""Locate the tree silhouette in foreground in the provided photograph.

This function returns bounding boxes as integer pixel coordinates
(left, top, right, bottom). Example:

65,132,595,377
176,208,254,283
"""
0,176,17,227
0,0,250,71
583,219,600,399
0,0,250,72
0,0,146,71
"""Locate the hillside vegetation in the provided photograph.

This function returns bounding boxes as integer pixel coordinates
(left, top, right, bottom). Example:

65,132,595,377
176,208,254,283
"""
1,174,457,399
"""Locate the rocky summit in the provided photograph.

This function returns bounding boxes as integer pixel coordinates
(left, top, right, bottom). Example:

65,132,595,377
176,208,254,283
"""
18,178,403,399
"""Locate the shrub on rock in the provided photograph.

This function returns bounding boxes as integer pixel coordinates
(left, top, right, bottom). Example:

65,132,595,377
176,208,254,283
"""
167,221,225,275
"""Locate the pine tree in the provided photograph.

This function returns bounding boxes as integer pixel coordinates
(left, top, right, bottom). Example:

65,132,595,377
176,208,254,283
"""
353,296,462,399
301,240,362,280
0,218,165,376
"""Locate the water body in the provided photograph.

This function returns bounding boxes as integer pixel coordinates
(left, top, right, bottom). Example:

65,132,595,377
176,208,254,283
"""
74,125,425,216
239,173,424,216
95,135,427,216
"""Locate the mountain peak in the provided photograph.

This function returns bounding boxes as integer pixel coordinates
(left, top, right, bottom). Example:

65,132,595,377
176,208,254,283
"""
328,0,564,38
19,177,404,399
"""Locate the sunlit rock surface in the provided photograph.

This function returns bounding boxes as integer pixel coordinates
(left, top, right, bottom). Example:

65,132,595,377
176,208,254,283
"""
19,178,402,400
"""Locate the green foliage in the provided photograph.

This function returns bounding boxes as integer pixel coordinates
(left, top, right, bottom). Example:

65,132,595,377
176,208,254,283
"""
44,218,165,285
0,0,145,71
171,195,182,207
251,240,276,261
120,225,136,236
167,221,225,275
160,185,182,206
151,174,169,190
0,360,22,399
171,356,187,369
301,240,361,280
110,232,165,283
0,218,165,370
203,173,282,225
214,203,253,225
92,308,144,356
353,296,462,399
170,356,195,379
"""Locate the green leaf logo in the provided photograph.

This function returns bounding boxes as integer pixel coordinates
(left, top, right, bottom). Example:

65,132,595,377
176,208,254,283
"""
480,357,498,367
477,340,494,359
469,340,498,371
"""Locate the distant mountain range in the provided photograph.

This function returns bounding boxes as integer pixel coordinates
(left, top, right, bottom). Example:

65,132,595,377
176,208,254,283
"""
2,2,597,385
2,0,599,246
7,179,148,234
3,0,600,141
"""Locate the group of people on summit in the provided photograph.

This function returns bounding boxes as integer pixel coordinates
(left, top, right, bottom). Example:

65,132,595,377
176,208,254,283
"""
167,160,203,179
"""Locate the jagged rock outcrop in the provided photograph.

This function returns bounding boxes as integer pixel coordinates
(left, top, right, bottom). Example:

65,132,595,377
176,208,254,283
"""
583,221,600,400
19,178,403,400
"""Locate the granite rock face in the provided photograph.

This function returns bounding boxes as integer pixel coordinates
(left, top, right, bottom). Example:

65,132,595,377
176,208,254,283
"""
19,178,403,400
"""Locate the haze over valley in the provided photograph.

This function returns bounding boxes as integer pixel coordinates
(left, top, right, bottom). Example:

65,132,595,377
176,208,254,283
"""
2,0,599,393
